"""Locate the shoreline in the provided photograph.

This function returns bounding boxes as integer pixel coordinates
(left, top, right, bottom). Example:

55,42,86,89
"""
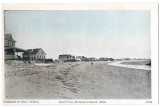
107,60,151,71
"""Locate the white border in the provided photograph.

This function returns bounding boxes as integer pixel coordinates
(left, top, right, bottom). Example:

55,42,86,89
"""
0,3,159,105
150,3,159,104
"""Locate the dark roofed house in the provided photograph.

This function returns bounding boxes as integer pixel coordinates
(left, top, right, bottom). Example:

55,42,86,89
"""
4,34,25,60
23,48,46,61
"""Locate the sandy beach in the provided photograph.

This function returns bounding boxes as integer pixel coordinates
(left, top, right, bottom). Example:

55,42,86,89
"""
5,61,151,99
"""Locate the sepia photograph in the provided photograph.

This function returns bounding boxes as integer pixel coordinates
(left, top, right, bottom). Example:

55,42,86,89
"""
1,3,158,104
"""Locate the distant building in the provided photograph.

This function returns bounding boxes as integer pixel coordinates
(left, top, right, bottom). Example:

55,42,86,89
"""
122,58,131,60
86,57,96,61
23,48,46,61
99,57,109,61
76,56,87,61
99,57,115,61
4,34,25,60
108,58,115,61
59,54,75,62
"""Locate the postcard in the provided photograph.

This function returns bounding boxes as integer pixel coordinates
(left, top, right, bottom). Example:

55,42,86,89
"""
1,3,158,104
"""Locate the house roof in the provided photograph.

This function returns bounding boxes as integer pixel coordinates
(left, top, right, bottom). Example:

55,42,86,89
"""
5,47,26,52
23,48,46,55
22,49,32,55
4,34,16,42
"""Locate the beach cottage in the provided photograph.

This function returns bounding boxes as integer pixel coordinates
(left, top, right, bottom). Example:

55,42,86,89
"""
4,34,25,60
23,48,46,61
59,54,75,62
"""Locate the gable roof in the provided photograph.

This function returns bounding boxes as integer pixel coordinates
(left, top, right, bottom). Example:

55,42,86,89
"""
31,49,40,54
4,34,16,42
23,48,46,55
23,49,32,55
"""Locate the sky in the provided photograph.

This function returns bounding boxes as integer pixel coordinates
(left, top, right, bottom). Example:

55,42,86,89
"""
4,10,150,59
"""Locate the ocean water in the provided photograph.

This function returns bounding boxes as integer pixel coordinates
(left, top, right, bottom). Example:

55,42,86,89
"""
120,60,151,65
108,60,151,70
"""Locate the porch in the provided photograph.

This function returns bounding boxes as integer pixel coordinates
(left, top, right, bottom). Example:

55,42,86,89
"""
5,47,26,60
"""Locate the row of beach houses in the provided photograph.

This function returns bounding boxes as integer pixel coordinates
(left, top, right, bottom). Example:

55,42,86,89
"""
4,33,117,62
58,54,115,62
4,34,51,62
